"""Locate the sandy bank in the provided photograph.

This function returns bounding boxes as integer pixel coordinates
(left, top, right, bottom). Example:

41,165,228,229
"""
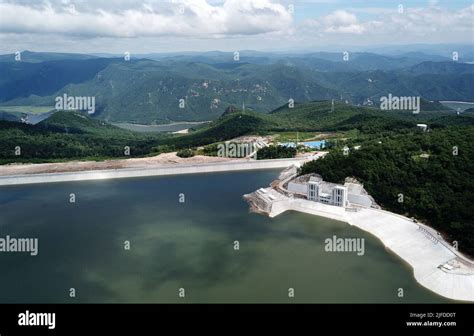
0,152,234,176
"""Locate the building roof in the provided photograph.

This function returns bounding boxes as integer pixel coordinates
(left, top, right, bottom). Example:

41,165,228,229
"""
308,176,346,194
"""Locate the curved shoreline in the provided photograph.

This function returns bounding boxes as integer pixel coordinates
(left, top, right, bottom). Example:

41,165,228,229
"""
247,187,474,302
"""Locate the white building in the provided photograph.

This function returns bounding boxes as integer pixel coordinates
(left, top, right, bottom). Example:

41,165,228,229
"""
417,124,428,132
287,174,377,209
307,176,348,207
342,146,350,155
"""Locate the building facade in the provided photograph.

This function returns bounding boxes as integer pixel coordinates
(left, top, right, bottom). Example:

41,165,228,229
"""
307,177,348,207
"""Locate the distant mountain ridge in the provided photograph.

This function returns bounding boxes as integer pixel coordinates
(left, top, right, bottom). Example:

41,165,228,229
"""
0,50,98,63
0,50,472,124
0,58,120,102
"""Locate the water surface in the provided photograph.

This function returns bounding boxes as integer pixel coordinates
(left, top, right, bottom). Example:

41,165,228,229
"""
112,121,210,133
0,170,451,303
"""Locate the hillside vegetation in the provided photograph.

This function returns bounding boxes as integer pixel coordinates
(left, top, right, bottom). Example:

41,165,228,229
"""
1,52,472,124
300,126,474,256
0,111,164,163
1,101,471,164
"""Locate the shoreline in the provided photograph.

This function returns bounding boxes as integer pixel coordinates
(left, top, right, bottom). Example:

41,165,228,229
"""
111,121,211,132
0,157,308,186
0,152,235,176
245,178,474,302
439,100,474,104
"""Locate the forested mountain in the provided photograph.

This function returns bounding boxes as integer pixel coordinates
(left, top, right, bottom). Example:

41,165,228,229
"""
0,50,98,63
0,58,120,101
1,101,472,164
0,51,472,124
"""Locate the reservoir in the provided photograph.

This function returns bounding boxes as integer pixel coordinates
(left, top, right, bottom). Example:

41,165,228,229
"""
112,121,210,133
0,170,451,303
440,101,474,112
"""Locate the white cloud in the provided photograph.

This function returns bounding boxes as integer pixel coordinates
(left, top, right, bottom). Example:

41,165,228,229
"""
392,5,474,34
303,10,365,34
301,5,473,38
0,0,293,38
323,10,365,34
0,1,472,52
323,10,358,26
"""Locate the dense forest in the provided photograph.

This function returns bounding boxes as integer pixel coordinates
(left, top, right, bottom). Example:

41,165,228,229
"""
1,102,473,164
0,113,165,164
0,110,273,163
256,145,296,160
300,126,474,256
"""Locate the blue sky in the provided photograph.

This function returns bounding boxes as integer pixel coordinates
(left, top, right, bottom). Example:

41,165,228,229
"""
0,0,472,53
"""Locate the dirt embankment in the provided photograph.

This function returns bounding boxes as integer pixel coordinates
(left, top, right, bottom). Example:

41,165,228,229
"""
0,152,235,176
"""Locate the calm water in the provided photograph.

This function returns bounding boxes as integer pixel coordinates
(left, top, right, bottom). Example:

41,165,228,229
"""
0,170,451,303
112,121,210,133
440,101,474,112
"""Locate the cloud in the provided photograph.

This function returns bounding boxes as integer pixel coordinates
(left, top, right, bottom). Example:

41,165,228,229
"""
0,0,293,38
389,4,474,34
303,10,365,34
322,10,365,34
301,5,473,38
0,1,472,52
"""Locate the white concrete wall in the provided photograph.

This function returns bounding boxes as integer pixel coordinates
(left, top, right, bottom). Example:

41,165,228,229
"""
287,182,308,194
348,193,373,207
268,196,474,302
0,158,306,186
269,198,348,222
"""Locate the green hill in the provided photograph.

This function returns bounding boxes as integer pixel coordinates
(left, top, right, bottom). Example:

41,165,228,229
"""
0,100,472,164
0,112,163,163
0,58,119,102
0,111,20,122
38,111,130,135
267,100,468,131
2,55,471,124
300,125,474,256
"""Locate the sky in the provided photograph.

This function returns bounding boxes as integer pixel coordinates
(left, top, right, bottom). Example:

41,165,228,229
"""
0,0,472,53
